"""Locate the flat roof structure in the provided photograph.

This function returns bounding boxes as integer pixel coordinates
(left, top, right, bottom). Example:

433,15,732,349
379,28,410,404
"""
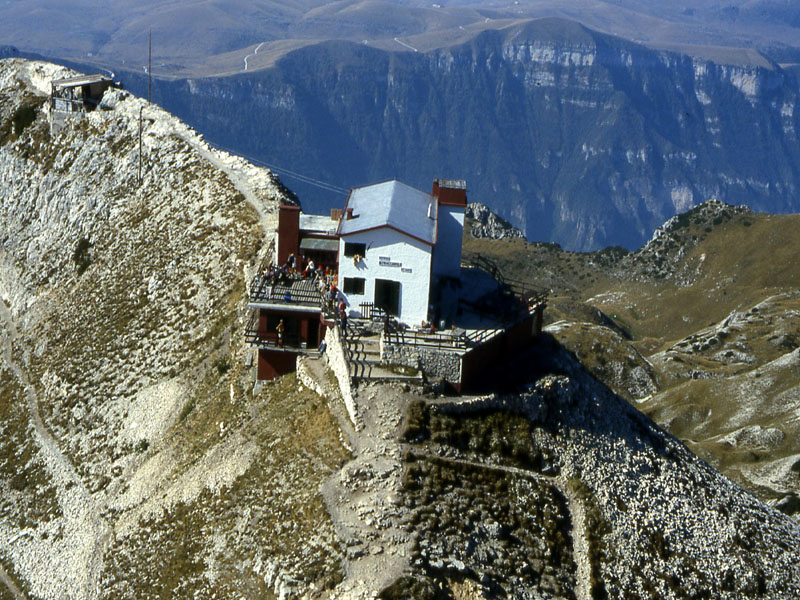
299,238,339,252
52,74,113,89
248,276,325,311
299,213,338,236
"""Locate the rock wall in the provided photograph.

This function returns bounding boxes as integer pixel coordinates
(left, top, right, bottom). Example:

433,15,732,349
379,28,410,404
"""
323,324,360,429
380,338,462,384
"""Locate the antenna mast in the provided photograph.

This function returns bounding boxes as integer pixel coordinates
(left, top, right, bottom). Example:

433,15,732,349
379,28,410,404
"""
148,30,152,104
138,107,143,186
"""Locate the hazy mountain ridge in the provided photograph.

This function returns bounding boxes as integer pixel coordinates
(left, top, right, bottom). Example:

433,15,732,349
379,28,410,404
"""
120,18,800,250
2,0,800,77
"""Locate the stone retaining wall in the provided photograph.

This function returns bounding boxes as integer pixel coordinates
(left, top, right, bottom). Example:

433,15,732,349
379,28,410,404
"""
380,338,462,385
295,356,326,398
324,325,361,429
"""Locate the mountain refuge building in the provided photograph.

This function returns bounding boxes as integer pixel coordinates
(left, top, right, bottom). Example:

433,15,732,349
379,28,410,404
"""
246,177,546,389
49,74,114,132
337,178,466,325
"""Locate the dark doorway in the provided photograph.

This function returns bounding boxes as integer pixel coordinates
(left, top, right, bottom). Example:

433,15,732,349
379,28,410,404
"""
307,317,319,347
375,279,401,316
285,317,300,346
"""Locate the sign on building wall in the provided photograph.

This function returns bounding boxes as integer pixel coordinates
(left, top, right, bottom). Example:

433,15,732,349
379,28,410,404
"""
378,256,402,268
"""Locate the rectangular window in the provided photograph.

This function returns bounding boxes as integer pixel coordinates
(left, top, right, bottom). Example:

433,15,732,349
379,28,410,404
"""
343,277,366,295
344,242,366,257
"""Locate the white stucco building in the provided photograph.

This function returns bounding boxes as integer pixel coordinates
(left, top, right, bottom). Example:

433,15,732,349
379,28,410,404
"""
337,178,467,326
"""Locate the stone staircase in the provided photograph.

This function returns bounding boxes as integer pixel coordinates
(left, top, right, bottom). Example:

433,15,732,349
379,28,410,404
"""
342,320,423,385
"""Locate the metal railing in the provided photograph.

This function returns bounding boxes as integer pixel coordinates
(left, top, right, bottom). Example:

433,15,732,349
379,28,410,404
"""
462,254,548,305
383,328,474,351
359,302,392,323
244,310,307,350
382,312,532,352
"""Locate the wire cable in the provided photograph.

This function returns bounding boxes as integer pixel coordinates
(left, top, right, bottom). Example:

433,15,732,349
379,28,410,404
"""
207,141,349,195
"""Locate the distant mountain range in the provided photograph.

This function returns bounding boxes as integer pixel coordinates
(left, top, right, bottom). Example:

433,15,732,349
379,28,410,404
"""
2,2,800,250
2,0,800,77
97,17,800,250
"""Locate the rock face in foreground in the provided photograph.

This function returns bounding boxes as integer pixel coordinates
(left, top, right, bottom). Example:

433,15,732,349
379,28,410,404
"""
392,342,800,599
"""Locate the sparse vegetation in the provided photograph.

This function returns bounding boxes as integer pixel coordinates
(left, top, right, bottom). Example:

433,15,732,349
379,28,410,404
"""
379,575,447,600
402,454,575,597
0,93,45,145
0,371,61,528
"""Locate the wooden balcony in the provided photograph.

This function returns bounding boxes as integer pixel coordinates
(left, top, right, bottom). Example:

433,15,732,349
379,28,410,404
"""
244,312,315,352
248,273,326,308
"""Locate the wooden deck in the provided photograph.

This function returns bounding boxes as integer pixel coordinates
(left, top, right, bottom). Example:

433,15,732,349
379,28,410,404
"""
248,274,326,308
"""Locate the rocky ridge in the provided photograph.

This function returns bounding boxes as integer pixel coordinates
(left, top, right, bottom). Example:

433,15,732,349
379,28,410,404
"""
616,198,753,284
0,58,349,599
465,202,524,240
384,342,800,599
464,198,800,519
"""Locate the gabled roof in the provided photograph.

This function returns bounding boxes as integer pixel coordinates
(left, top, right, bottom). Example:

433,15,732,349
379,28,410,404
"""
337,180,437,245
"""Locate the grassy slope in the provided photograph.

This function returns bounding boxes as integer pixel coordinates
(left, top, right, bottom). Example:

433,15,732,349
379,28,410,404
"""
464,203,800,505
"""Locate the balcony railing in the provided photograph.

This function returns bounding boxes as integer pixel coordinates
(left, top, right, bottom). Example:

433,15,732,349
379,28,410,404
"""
244,311,309,351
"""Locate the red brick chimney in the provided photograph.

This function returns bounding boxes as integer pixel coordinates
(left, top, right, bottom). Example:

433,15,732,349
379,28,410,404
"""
277,204,300,266
432,178,467,207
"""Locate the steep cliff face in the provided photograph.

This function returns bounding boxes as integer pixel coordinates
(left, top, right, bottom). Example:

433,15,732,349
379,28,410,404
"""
124,17,800,251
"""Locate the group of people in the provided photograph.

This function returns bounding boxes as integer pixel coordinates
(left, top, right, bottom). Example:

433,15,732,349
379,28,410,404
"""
323,282,348,331
256,253,338,301
260,252,350,344
287,253,336,284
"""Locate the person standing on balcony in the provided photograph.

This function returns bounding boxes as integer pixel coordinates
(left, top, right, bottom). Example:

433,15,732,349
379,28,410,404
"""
276,319,285,347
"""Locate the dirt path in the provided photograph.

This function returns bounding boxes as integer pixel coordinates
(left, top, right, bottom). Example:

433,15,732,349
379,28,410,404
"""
320,382,415,599
0,564,25,600
0,302,110,600
557,476,593,600
177,132,274,234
